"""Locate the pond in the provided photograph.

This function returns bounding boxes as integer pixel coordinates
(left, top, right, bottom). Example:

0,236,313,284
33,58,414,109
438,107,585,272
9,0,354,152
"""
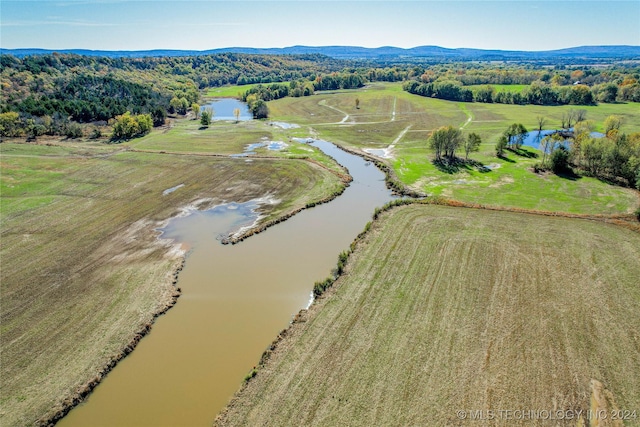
229,140,289,157
521,129,605,152
201,98,252,121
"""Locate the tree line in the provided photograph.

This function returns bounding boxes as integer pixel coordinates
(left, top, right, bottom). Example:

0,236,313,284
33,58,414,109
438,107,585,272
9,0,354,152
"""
403,69,640,105
2,52,638,137
404,80,603,106
239,73,367,118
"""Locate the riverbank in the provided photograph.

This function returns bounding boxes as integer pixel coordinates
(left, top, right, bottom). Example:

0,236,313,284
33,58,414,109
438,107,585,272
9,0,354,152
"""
1,141,344,427
215,203,640,426
52,137,397,427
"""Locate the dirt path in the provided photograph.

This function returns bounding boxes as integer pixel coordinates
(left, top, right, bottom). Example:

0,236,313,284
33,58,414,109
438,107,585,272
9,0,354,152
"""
391,97,397,121
318,100,351,124
363,125,411,159
459,107,473,130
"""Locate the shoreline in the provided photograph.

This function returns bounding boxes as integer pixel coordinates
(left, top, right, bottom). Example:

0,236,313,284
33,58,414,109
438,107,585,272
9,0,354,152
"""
33,138,638,426
38,254,184,427
213,199,640,426
37,158,351,426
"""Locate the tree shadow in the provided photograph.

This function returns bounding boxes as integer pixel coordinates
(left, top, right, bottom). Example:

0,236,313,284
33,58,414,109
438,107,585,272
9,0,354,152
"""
595,175,625,186
508,147,539,158
496,154,516,163
432,158,488,174
555,169,581,181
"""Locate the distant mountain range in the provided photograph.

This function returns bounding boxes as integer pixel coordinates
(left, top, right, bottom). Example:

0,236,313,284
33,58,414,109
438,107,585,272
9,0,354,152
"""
2,45,639,60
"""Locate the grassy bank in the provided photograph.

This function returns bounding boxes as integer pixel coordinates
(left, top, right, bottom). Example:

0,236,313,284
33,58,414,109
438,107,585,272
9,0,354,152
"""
216,204,640,426
0,140,343,426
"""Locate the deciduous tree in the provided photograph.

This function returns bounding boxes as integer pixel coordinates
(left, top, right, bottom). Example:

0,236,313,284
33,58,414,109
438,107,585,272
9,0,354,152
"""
429,125,463,163
495,135,507,157
503,123,527,150
464,133,482,160
200,107,214,127
110,112,152,140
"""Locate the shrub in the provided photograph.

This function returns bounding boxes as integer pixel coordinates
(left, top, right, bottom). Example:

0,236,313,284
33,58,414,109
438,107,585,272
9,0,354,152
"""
243,368,258,383
65,122,83,139
89,128,102,139
200,109,212,127
313,277,334,297
550,146,570,173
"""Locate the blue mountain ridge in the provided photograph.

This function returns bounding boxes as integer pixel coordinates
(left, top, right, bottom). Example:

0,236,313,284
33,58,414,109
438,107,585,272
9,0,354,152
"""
1,45,639,59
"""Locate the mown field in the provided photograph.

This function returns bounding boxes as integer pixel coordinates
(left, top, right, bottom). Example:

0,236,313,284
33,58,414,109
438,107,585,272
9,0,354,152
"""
267,82,640,214
0,140,343,426
216,204,640,426
127,117,346,175
3,79,639,426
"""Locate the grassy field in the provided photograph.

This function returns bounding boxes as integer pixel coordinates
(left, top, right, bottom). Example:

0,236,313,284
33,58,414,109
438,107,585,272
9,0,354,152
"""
0,140,343,426
3,80,640,426
128,118,347,176
206,83,269,98
268,82,640,214
216,204,640,426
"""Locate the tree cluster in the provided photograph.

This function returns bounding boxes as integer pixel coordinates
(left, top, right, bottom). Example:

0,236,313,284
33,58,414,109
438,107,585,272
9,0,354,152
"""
568,120,640,188
312,73,366,91
110,112,152,141
404,80,597,105
517,117,640,188
428,126,482,164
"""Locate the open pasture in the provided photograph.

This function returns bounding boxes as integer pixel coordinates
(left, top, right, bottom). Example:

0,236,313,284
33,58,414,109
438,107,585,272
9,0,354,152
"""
0,141,343,426
268,83,640,214
216,204,640,427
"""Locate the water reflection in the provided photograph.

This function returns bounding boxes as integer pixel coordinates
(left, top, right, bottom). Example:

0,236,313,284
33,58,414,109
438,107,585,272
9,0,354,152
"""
201,98,252,121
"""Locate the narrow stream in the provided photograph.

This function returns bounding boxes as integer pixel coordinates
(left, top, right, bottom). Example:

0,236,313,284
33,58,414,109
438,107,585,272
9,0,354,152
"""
58,140,395,427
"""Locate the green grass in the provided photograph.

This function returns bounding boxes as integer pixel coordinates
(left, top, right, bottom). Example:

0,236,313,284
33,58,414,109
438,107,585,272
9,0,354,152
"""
0,141,344,427
206,83,275,98
268,82,640,214
4,80,640,425
126,118,347,176
130,118,274,154
216,204,640,427
392,137,638,214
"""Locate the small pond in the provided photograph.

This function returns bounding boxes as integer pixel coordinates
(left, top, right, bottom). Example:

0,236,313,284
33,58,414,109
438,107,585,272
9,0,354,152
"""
522,129,605,152
201,98,252,121
229,140,289,157
269,121,300,129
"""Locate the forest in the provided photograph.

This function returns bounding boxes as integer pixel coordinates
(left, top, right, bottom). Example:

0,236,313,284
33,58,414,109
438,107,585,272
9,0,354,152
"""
1,52,639,138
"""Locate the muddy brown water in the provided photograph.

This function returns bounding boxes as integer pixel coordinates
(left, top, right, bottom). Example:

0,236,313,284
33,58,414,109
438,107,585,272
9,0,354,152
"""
58,140,395,427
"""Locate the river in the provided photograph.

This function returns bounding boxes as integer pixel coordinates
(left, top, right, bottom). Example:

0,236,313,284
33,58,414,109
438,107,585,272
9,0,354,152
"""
58,140,395,426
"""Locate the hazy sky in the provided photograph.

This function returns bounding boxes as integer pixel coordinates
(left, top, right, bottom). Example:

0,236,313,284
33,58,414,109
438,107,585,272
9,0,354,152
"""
1,0,639,51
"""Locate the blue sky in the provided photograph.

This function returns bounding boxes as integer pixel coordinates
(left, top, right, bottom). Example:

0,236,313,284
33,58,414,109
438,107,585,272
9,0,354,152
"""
1,1,639,51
